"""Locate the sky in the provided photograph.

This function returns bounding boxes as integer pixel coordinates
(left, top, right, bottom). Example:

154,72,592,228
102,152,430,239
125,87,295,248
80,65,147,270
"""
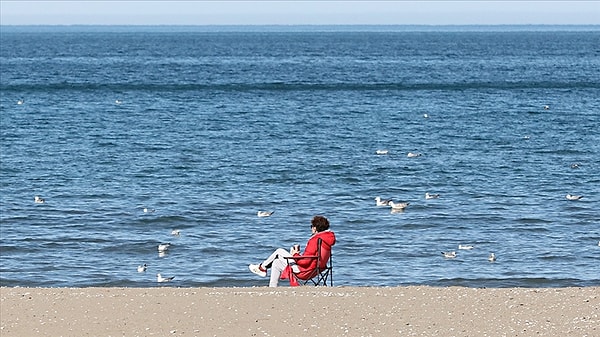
0,1,599,26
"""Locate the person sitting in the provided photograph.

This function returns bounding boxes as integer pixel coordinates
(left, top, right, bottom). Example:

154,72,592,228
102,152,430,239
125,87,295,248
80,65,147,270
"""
249,215,336,287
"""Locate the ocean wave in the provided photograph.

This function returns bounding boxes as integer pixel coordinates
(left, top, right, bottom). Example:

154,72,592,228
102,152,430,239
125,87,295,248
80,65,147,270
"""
2,81,599,93
428,277,600,288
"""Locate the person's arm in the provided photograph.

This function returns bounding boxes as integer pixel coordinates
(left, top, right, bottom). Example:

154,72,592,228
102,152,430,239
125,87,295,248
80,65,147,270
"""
295,236,318,268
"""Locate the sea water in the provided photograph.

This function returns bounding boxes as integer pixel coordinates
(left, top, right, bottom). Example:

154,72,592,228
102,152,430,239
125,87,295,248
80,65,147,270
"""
1,26,599,288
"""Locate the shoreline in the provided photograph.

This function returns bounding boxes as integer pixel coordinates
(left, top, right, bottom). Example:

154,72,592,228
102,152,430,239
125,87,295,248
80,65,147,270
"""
2,286,598,336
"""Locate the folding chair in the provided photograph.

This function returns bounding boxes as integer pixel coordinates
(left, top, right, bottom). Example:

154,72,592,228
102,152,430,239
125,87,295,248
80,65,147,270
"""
282,238,333,286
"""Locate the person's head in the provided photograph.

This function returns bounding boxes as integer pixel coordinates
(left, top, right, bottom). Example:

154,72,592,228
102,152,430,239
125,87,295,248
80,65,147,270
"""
311,215,330,233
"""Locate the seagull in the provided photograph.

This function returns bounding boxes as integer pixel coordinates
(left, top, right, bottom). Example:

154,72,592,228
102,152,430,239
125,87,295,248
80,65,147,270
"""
157,273,174,283
34,195,45,204
570,163,580,169
115,99,123,104
566,194,583,200
543,105,550,110
488,253,497,262
375,149,389,155
425,193,440,200
143,208,156,213
170,229,181,236
389,201,409,209
389,201,409,213
442,251,457,259
17,99,24,105
158,243,171,252
407,152,422,158
458,244,474,250
137,264,147,272
375,196,392,206
257,211,274,217
423,113,429,118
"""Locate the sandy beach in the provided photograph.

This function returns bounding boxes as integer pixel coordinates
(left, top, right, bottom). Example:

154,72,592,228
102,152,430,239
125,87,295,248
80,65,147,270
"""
1,286,598,336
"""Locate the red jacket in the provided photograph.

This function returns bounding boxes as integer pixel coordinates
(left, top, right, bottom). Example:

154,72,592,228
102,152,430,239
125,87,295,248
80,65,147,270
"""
294,230,336,279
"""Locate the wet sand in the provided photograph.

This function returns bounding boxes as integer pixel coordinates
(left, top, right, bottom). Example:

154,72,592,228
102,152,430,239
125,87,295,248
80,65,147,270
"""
1,286,598,336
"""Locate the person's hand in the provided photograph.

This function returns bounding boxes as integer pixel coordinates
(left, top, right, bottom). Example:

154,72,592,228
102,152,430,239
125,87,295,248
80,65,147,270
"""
291,245,300,255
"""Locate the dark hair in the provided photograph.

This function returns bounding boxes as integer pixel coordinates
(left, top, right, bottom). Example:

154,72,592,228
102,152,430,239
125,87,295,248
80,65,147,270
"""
311,215,330,232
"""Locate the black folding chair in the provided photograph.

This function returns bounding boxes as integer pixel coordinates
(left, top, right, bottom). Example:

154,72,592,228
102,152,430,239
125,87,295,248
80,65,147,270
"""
283,238,333,286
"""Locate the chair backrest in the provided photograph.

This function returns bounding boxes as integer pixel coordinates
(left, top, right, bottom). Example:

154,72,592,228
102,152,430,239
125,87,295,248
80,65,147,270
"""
313,238,333,286
316,238,331,271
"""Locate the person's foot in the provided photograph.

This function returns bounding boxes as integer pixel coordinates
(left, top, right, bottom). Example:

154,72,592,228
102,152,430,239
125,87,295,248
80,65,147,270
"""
249,264,267,277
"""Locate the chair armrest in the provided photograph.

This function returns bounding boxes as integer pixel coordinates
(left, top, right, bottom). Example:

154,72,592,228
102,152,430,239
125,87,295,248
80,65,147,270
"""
283,255,318,261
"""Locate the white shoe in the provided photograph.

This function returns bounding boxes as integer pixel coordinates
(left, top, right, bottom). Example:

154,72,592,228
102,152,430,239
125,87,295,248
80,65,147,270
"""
249,264,266,277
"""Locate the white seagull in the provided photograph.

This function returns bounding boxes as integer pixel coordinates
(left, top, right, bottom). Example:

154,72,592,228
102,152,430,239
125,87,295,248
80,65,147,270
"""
566,194,583,201
170,229,181,236
137,264,147,272
442,251,457,259
407,152,422,158
115,99,123,104
375,196,392,206
143,208,156,213
458,244,474,250
375,149,389,155
158,243,171,252
425,193,440,200
17,99,24,105
488,253,497,262
423,113,429,118
389,201,409,213
257,211,274,217
157,273,174,283
34,195,45,204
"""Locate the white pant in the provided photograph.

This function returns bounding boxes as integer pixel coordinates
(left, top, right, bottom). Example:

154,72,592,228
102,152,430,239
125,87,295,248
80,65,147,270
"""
261,248,300,287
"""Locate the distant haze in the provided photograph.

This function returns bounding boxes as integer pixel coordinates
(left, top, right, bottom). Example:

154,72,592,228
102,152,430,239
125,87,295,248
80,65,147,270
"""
1,1,599,26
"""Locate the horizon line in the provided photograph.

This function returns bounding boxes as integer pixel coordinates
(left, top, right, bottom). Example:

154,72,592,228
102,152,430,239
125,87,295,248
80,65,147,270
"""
3,23,599,26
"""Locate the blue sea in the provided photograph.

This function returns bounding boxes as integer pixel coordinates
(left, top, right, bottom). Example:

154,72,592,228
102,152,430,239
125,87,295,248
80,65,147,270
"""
1,26,599,288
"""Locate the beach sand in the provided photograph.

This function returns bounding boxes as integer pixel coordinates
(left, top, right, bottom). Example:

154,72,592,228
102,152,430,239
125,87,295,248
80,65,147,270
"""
1,286,598,336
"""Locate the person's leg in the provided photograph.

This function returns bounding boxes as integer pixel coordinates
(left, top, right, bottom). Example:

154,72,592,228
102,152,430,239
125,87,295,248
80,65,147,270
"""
261,248,290,269
269,258,288,287
266,250,301,287
250,248,300,286
250,248,290,278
